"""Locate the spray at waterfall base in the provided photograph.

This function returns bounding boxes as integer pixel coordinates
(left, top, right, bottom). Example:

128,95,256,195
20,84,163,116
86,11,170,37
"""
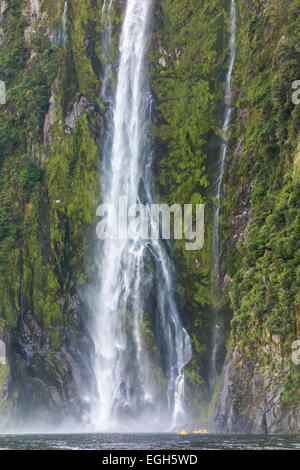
87,200,206,432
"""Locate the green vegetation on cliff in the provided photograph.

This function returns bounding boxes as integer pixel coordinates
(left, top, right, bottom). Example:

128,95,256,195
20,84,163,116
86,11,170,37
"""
216,0,300,426
0,0,299,431
0,0,104,419
150,0,228,410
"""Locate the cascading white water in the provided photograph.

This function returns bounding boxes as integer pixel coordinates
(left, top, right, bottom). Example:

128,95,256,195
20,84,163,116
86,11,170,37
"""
51,1,68,48
61,1,68,48
209,0,237,392
88,0,192,432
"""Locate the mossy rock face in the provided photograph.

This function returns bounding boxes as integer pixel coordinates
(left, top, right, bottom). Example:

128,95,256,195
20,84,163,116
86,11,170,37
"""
0,327,11,422
150,0,300,427
149,0,229,417
0,363,11,416
1,0,300,431
0,0,104,423
213,0,300,432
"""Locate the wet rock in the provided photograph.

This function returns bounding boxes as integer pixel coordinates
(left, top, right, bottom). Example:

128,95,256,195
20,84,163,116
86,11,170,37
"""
29,0,40,17
0,0,8,45
65,94,90,130
222,273,232,292
214,347,300,434
0,338,6,366
64,93,103,144
44,72,61,147
115,403,134,422
0,0,8,16
6,291,93,428
195,51,204,64
159,56,166,68
0,328,11,423
84,35,94,59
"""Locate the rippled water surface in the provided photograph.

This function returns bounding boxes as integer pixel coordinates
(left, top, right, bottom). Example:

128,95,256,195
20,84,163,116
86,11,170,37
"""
0,433,299,450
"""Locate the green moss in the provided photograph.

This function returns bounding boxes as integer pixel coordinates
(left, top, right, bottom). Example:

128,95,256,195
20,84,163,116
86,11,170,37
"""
206,377,221,422
0,364,9,391
0,2,103,415
48,329,62,351
0,363,11,416
282,366,300,408
216,1,300,418
141,313,157,352
149,0,229,404
69,0,100,99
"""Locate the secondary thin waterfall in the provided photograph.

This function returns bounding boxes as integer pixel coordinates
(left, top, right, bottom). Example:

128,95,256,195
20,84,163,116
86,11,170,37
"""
209,0,237,392
51,1,68,48
88,0,192,432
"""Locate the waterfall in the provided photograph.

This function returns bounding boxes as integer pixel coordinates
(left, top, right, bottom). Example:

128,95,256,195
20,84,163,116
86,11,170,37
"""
88,0,192,432
61,1,68,48
209,0,237,392
51,1,68,48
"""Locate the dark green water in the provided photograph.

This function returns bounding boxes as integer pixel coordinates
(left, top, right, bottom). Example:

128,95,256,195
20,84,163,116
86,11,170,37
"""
0,433,299,450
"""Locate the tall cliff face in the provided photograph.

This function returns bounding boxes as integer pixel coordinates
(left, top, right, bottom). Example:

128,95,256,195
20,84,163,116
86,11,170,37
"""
149,0,300,432
0,0,299,433
214,0,300,433
149,0,228,418
0,0,111,427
